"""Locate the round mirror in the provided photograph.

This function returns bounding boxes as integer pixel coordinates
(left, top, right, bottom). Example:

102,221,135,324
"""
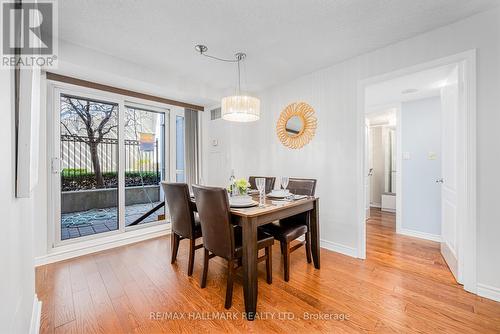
276,102,317,149
285,115,304,136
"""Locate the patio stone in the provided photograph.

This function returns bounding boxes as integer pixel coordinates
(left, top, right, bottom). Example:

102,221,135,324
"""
60,202,167,240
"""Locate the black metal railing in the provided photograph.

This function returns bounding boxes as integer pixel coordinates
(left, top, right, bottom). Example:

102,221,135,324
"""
60,135,160,190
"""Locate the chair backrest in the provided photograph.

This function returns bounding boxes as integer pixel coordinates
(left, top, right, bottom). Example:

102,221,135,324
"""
248,176,276,193
282,178,317,226
162,182,195,238
192,185,234,259
287,178,317,196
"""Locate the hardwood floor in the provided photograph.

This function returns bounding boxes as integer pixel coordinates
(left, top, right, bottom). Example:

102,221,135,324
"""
36,208,500,333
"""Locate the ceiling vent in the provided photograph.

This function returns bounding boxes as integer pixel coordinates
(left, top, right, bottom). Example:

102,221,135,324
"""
210,107,221,120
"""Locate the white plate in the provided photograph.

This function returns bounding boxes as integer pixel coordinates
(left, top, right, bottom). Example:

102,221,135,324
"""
267,191,290,198
230,200,258,208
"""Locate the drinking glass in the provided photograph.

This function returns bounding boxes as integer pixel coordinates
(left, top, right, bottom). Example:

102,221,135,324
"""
256,177,266,207
281,176,289,192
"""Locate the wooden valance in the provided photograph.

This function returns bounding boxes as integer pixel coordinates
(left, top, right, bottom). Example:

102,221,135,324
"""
46,72,204,111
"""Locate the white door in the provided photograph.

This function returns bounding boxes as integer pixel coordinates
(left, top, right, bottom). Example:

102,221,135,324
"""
440,67,461,283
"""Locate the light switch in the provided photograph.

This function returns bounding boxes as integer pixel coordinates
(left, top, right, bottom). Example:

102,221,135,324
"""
403,152,411,160
428,152,437,160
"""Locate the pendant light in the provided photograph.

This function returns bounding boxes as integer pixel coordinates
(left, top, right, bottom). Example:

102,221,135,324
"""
195,45,260,122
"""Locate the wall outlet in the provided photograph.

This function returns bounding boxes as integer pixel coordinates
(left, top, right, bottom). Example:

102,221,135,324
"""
403,152,411,160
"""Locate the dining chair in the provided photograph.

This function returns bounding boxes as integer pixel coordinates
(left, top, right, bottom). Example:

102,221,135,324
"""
248,176,276,193
162,182,203,276
260,178,317,281
192,184,274,309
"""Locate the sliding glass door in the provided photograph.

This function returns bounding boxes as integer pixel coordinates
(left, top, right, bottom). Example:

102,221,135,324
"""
59,94,120,240
52,88,169,244
124,106,167,227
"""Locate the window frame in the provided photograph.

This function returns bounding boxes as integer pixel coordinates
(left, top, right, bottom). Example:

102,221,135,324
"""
47,80,178,249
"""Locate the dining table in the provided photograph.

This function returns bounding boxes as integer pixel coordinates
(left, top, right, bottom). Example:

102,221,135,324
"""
191,194,320,320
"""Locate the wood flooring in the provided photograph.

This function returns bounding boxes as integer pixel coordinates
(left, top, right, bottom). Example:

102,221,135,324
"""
36,208,500,333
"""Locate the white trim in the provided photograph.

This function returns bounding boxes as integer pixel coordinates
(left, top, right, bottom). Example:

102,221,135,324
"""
357,50,477,293
369,203,381,208
399,228,442,242
477,283,500,303
321,239,358,258
395,105,403,234
29,295,42,334
35,222,170,266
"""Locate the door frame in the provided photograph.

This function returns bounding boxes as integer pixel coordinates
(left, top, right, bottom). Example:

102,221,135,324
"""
356,50,477,293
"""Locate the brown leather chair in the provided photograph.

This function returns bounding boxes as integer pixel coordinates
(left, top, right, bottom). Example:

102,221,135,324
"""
162,182,203,276
248,176,276,193
192,185,274,309
260,178,317,281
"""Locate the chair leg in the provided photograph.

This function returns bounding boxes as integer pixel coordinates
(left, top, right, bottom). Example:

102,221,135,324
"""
265,246,273,284
305,232,312,264
283,241,290,282
225,260,234,309
171,233,180,264
200,248,209,288
188,238,196,276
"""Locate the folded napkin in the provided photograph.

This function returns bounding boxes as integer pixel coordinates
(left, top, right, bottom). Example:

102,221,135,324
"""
293,194,308,200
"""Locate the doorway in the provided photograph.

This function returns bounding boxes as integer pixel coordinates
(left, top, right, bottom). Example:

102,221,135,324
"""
357,51,477,294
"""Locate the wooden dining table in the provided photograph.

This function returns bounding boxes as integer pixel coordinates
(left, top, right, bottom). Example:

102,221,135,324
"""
191,195,320,320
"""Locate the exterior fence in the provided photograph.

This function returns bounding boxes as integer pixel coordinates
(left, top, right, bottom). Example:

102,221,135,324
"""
61,134,160,177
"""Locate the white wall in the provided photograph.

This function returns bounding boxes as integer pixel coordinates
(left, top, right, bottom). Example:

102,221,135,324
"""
204,7,500,292
401,97,442,236
0,71,37,333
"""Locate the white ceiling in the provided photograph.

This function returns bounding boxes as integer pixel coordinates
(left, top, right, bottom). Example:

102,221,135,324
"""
58,0,499,99
365,63,457,108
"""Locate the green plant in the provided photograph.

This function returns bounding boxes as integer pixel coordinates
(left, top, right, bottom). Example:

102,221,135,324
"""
62,168,88,176
227,178,250,195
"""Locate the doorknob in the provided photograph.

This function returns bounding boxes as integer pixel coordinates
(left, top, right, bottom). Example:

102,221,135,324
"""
436,178,444,184
367,168,373,177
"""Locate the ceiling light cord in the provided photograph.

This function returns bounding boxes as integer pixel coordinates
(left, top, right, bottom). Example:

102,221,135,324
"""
199,52,240,63
237,59,241,94
195,44,246,94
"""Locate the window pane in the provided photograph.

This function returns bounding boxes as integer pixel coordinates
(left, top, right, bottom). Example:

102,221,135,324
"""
60,95,118,240
124,107,167,227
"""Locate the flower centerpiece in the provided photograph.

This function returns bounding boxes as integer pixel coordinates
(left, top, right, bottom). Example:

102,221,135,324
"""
228,178,250,196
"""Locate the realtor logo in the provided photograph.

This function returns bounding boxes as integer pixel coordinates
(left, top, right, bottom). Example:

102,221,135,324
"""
1,0,58,67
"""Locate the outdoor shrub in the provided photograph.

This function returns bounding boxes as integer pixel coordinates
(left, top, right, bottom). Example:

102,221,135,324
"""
62,171,160,191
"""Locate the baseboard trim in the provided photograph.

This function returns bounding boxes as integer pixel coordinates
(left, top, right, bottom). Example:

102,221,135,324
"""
397,228,442,242
320,239,358,258
399,228,441,242
381,208,396,213
477,283,500,303
29,294,41,334
370,203,381,208
35,225,171,266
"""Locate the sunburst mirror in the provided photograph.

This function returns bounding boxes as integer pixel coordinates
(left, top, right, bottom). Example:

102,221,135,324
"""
276,102,317,149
